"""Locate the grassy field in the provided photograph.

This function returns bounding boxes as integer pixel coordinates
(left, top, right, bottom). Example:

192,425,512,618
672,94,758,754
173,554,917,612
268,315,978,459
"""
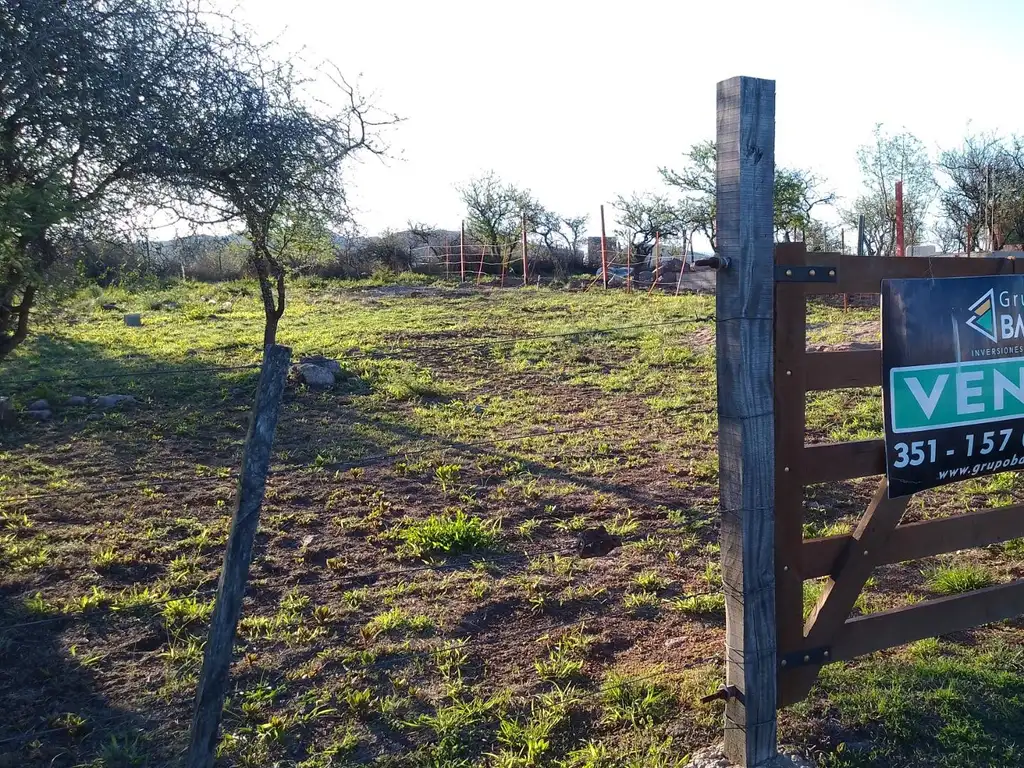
2,276,1024,767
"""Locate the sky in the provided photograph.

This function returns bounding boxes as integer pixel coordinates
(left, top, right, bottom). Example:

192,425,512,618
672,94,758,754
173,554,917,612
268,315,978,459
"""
236,0,1024,244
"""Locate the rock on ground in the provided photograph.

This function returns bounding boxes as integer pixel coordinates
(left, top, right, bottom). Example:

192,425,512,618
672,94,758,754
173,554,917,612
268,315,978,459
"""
298,355,343,378
685,746,817,768
66,396,89,407
28,399,50,411
294,363,335,389
27,409,52,421
95,394,137,409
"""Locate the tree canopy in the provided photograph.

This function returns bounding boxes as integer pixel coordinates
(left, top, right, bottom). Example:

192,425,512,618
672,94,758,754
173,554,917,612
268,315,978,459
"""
0,0,389,360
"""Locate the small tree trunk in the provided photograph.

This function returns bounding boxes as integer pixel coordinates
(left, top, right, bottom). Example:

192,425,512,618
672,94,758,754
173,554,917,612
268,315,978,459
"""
250,233,287,349
0,284,37,364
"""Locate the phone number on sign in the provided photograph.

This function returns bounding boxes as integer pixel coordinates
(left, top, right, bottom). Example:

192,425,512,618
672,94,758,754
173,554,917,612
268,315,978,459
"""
891,428,1020,468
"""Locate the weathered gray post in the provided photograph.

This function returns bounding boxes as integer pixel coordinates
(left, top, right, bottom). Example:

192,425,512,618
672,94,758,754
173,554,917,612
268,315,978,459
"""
187,343,291,768
715,76,778,766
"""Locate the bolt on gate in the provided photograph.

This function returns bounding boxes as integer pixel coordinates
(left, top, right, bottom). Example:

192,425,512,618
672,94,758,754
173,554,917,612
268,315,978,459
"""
716,76,1024,767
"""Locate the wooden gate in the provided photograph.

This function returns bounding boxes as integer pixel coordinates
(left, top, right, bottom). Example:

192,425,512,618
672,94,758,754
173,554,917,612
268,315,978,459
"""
713,74,1024,767
772,243,1024,705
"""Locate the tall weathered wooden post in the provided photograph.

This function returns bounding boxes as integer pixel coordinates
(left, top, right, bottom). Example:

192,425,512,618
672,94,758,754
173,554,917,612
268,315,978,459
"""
715,76,778,766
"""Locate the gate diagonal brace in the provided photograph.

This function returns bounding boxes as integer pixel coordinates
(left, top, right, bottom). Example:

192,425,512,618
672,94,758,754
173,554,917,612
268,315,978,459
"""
774,265,837,283
778,646,831,669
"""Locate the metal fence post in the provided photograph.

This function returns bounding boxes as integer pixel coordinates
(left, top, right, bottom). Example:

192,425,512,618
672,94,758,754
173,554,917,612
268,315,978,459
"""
715,75,778,766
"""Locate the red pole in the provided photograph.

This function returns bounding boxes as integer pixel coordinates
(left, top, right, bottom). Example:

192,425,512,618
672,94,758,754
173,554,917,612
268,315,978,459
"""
599,205,609,289
460,221,466,281
895,180,905,257
521,213,528,286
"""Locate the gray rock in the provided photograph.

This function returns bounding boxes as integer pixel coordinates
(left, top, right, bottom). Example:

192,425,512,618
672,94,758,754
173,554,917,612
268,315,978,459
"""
27,409,52,421
684,746,816,768
0,397,15,428
124,313,142,327
295,364,335,389
299,356,343,377
66,396,88,407
95,394,137,409
28,399,50,411
85,413,103,421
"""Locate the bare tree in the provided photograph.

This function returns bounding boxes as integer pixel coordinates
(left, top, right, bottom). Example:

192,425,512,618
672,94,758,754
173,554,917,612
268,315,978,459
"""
937,133,1024,252
534,211,588,277
660,140,834,250
458,171,542,266
844,125,935,256
611,193,684,257
163,55,394,346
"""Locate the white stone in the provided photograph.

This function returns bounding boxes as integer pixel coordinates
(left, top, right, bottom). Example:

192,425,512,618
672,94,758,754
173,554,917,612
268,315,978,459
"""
295,364,335,389
299,356,343,377
684,746,816,768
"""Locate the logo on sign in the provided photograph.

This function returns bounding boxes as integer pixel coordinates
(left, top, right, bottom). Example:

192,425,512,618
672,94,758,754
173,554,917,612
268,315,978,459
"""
967,289,998,342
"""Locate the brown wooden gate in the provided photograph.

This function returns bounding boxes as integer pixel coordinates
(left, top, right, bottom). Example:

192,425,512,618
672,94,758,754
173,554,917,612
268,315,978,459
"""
772,242,1024,705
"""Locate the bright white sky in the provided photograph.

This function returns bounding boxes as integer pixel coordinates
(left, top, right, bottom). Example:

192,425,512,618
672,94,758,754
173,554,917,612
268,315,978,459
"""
238,0,1024,244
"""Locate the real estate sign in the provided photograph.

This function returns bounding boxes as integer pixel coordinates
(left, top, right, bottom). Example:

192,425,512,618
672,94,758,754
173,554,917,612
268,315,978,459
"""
883,275,1024,497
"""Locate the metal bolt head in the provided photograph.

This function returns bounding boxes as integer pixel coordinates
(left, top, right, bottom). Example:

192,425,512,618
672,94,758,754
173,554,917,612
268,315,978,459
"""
828,269,836,277
823,650,830,658
785,269,793,277
786,370,792,376
780,659,788,667
808,269,816,277
783,565,789,572
863,550,869,556
784,466,790,472
803,655,810,663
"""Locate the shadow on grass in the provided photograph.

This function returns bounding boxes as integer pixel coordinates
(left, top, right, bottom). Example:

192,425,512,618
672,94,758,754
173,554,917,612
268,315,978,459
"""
0,597,180,768
1,335,261,457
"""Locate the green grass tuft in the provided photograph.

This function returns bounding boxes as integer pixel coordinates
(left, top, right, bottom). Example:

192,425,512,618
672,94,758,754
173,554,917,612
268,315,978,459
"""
926,563,996,595
400,509,501,558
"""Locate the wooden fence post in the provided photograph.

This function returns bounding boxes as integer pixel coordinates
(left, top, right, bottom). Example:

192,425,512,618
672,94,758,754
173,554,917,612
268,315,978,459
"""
716,75,778,766
186,343,291,768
